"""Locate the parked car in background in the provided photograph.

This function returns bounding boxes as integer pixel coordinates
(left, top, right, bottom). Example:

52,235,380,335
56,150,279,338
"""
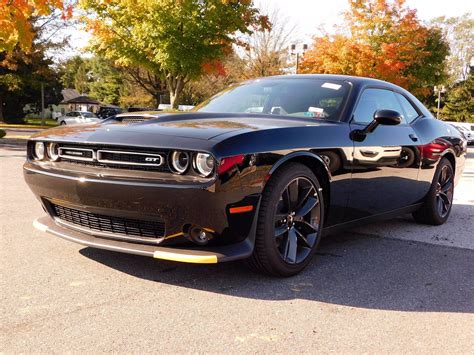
97,107,122,119
57,111,101,126
449,124,472,144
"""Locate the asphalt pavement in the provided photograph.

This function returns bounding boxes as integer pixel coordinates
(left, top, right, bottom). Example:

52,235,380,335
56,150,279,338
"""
1,141,473,353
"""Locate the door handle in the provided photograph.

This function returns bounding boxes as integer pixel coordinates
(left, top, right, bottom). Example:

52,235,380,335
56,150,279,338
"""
360,150,379,158
409,134,418,142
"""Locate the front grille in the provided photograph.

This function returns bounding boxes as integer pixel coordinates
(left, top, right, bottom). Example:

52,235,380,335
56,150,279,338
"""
57,144,171,172
97,150,164,167
51,203,166,241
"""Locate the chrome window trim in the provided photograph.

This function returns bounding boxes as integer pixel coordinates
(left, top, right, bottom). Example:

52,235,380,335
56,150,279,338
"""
58,147,95,162
96,149,164,167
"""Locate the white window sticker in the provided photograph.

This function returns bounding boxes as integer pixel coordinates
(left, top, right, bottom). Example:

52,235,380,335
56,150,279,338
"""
322,82,342,90
308,106,324,113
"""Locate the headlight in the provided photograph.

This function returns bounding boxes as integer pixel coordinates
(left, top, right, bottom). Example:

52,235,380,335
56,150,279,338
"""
47,142,59,161
194,153,215,177
170,151,190,174
34,142,45,160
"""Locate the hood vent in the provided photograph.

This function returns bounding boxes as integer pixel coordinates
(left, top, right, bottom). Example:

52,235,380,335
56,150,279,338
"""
121,117,147,124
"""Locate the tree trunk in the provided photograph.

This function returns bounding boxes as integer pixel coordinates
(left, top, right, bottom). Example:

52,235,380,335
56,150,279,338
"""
0,95,4,122
167,75,185,110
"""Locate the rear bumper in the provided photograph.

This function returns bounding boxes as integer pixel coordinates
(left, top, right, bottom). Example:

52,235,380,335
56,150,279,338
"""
34,215,254,263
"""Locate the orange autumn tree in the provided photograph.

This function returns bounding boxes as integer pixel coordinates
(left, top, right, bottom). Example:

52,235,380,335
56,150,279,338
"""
300,0,448,97
0,0,71,52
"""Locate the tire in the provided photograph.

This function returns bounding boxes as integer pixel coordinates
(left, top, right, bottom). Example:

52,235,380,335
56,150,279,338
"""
412,158,454,225
247,163,324,277
397,147,416,168
60,121,66,125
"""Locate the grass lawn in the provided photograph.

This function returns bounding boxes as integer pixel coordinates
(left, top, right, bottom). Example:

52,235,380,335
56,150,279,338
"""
24,118,58,127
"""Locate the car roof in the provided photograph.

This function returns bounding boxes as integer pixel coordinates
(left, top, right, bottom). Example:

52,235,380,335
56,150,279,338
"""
256,74,402,89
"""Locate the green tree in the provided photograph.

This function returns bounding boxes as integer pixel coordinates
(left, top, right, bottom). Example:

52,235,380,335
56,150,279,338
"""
59,55,124,105
0,41,61,121
80,0,269,108
0,13,70,121
59,55,85,89
87,57,123,105
442,72,474,122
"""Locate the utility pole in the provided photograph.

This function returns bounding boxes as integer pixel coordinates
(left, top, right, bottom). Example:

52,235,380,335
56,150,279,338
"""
41,82,45,126
295,52,300,74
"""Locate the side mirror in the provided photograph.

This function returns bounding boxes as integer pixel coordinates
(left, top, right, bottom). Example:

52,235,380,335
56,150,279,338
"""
373,109,402,127
350,109,402,142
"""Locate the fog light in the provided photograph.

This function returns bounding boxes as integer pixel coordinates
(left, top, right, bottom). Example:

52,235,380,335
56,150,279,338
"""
188,226,212,245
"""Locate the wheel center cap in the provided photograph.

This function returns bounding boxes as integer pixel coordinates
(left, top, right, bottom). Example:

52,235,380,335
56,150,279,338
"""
287,214,294,225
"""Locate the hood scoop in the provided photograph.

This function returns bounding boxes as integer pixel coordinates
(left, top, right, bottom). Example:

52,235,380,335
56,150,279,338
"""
120,117,149,124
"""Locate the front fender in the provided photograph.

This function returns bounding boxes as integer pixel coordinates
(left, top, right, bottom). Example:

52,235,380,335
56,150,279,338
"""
268,151,331,178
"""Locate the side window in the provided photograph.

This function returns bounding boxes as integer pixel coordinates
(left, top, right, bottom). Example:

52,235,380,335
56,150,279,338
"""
396,93,419,123
353,88,406,124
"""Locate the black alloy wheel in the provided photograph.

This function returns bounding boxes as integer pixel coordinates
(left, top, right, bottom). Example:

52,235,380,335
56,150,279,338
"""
247,163,324,276
274,177,321,264
413,157,454,225
435,163,454,218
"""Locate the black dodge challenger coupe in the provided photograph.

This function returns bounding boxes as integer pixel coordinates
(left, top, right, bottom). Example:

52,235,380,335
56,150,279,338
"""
24,75,467,276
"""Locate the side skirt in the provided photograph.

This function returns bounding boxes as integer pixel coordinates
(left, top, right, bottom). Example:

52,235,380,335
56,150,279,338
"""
321,203,423,237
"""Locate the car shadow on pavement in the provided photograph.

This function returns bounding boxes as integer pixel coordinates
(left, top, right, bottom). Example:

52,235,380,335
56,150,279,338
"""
80,228,474,313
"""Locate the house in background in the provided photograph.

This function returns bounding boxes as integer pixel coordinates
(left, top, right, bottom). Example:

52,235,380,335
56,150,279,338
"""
51,89,103,119
61,95,102,113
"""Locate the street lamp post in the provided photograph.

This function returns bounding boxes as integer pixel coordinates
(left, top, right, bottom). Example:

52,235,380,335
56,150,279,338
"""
290,43,308,74
434,85,446,119
40,82,45,126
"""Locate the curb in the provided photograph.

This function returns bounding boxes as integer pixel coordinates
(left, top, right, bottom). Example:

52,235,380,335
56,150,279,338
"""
5,135,31,140
0,124,54,129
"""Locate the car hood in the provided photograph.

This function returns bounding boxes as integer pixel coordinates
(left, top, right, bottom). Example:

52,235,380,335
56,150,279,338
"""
32,112,334,143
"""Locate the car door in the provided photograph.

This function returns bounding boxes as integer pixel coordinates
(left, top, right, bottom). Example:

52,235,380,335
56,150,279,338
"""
345,87,425,220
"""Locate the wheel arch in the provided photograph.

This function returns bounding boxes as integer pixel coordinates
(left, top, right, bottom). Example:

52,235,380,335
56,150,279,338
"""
441,151,456,173
267,151,331,220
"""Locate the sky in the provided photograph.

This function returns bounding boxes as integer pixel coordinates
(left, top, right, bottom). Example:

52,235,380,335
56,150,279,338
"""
64,0,472,57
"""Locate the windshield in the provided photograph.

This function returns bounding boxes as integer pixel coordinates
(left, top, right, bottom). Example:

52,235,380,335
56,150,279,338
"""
81,112,97,118
195,78,350,121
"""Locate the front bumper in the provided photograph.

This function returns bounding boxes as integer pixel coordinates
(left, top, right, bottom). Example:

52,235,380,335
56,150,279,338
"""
24,161,263,262
34,216,254,263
